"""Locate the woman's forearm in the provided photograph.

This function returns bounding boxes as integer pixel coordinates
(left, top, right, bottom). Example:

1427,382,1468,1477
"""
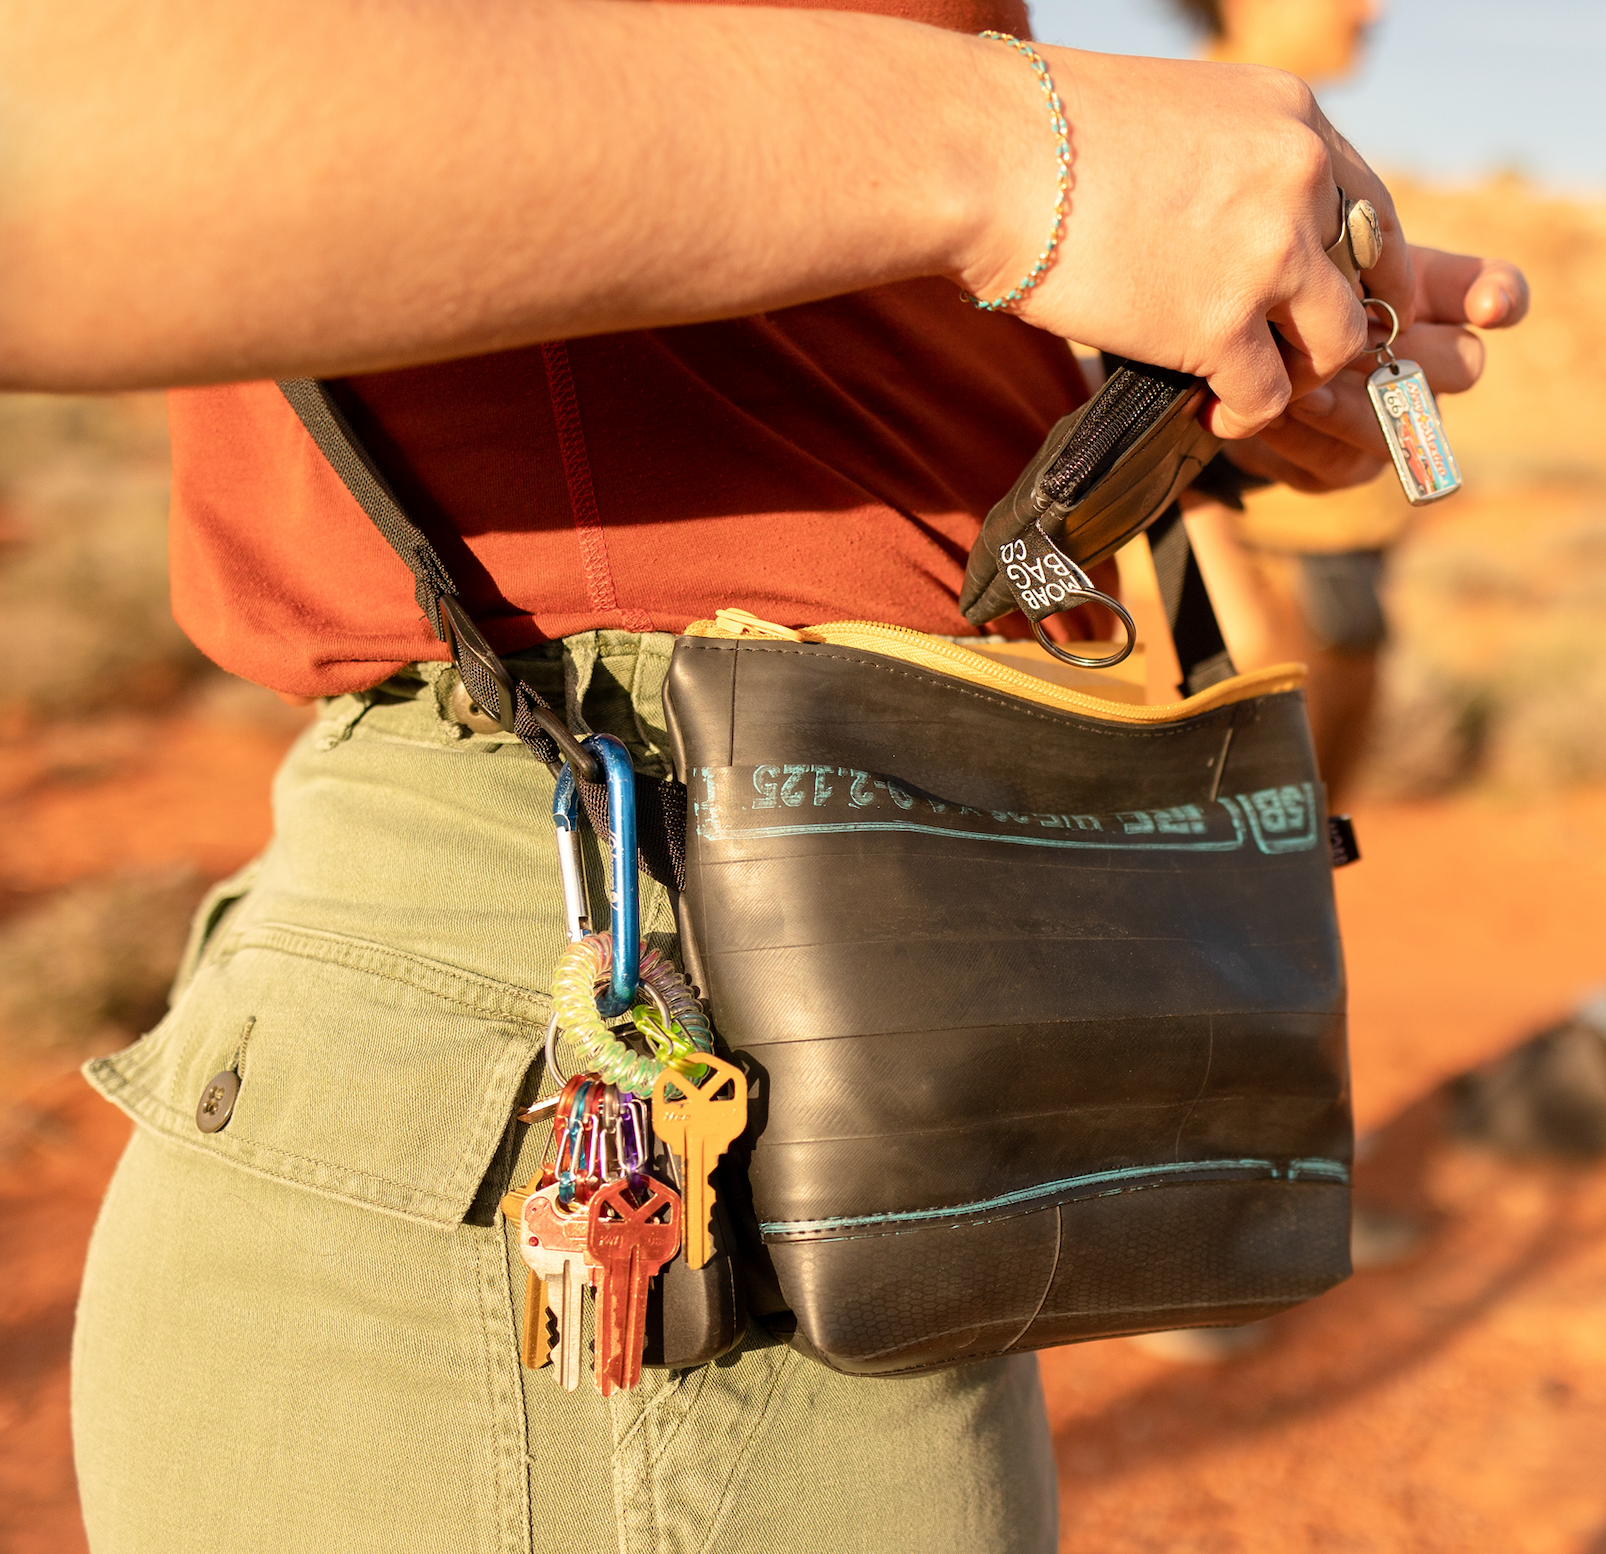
0,0,1039,389
0,0,1413,434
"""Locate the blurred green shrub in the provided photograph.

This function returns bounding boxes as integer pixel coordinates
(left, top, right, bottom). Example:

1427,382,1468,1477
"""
1361,486,1606,797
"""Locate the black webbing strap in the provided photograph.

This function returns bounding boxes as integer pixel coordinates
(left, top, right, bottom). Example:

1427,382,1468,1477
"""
1061,357,1237,696
276,379,688,890
1145,503,1237,697
278,379,559,758
279,379,458,639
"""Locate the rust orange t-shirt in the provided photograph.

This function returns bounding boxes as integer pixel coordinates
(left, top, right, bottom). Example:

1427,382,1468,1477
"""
167,0,1092,698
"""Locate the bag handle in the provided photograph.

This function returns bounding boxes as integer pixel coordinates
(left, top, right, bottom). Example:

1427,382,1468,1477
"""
277,379,601,774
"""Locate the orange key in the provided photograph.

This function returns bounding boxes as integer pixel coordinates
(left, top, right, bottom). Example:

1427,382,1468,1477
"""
650,1055,747,1270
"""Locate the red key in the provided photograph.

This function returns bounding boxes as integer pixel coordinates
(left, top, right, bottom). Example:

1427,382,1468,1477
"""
586,1178,682,1395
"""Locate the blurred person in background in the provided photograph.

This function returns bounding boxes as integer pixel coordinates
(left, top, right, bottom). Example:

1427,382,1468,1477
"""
1184,0,1378,81
1170,0,1423,804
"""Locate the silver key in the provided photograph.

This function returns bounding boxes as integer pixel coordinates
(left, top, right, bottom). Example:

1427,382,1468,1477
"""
522,1185,597,1391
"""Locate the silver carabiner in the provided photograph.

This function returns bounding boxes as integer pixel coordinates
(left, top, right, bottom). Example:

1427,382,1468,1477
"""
552,764,592,945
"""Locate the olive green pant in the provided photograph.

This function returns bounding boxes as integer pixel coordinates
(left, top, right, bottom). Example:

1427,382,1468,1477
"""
73,633,1059,1554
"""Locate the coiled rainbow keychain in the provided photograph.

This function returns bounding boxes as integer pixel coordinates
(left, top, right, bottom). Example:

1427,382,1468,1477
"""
544,743,713,1093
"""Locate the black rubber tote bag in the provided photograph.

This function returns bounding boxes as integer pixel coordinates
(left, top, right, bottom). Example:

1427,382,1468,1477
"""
663,615,1352,1376
275,374,1354,1379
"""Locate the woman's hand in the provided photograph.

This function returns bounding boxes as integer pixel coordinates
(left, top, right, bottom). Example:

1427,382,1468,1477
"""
1215,246,1530,492
958,48,1413,439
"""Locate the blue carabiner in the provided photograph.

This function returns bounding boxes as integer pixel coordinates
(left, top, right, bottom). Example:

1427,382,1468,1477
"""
581,733,639,1017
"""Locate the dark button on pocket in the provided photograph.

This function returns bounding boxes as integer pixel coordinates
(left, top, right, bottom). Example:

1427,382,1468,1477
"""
196,1070,240,1133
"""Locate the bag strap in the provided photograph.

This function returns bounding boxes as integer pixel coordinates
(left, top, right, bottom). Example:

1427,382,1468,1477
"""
276,378,689,891
275,377,1234,880
278,379,458,637
1145,503,1237,696
1072,352,1238,697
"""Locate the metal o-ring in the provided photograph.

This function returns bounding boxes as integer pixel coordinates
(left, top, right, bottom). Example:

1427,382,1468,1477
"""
544,1011,569,1086
1027,591,1139,671
543,969,673,1086
1363,297,1401,357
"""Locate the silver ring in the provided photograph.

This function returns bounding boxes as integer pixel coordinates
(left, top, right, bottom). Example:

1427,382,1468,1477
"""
1363,297,1400,362
546,973,671,1086
1027,592,1138,671
544,1011,570,1086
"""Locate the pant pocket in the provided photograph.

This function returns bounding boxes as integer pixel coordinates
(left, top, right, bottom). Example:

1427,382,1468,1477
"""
87,921,547,1224
73,923,550,1554
72,1128,529,1554
166,854,264,1005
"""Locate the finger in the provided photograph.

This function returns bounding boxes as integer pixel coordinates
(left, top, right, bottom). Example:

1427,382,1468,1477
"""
1217,423,1381,492
1407,245,1484,322
1210,437,1283,484
1224,432,1378,495
1286,377,1389,460
1271,260,1368,392
1316,123,1415,325
1201,322,1294,439
1293,321,1483,453
1465,259,1530,328
1410,245,1531,329
1257,410,1388,486
1397,322,1485,394
1336,318,1485,394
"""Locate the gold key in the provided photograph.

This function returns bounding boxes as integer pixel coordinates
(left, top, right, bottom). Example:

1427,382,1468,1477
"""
650,1055,748,1269
520,1270,552,1370
499,1186,552,1371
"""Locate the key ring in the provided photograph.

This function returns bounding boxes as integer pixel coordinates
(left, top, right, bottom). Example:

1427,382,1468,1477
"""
1363,297,1400,367
1028,593,1138,671
544,974,678,1087
1001,526,1139,670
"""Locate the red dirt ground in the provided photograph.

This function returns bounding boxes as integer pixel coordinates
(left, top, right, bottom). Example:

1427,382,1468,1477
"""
1044,790,1606,1554
2,721,1604,1554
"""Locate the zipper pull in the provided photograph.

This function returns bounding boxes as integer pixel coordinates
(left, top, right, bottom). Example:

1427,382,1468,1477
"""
711,609,810,642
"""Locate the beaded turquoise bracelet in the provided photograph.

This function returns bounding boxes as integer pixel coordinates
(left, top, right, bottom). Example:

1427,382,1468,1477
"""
964,33,1072,313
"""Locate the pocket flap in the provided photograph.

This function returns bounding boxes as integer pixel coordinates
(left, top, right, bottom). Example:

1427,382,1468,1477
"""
87,922,546,1227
